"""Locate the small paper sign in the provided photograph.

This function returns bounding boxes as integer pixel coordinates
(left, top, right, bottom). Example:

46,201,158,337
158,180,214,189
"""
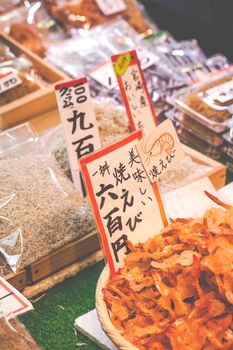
0,72,22,95
95,0,126,15
111,50,157,135
55,78,101,197
0,277,33,319
136,119,185,183
88,46,159,90
80,132,167,275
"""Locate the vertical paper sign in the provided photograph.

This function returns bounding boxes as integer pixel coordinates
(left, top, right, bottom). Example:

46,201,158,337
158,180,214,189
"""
80,132,167,275
111,50,158,135
0,277,33,319
55,78,101,197
136,119,185,183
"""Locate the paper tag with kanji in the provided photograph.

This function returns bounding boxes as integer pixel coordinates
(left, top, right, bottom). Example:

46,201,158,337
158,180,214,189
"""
89,47,159,90
111,50,157,135
80,131,167,275
55,78,101,197
136,119,185,183
0,277,33,319
95,0,126,15
0,72,22,95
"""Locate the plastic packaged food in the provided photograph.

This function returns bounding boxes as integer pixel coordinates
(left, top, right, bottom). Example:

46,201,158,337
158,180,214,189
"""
175,67,233,133
0,123,95,275
44,0,156,37
0,1,65,57
223,128,233,145
46,18,140,77
177,126,222,160
42,100,130,181
0,56,47,106
173,110,224,146
178,54,229,84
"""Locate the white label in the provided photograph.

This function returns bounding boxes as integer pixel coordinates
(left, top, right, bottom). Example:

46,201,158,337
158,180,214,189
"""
164,177,219,219
136,119,185,183
89,61,117,90
0,277,33,319
55,78,101,197
89,47,158,90
80,132,165,274
0,72,22,95
95,0,126,15
206,79,233,104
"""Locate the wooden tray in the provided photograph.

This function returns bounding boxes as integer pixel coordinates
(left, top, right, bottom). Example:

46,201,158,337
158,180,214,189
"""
6,230,100,291
0,33,68,130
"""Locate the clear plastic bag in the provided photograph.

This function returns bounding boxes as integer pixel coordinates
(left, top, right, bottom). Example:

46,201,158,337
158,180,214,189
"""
46,18,139,77
0,42,16,64
44,0,156,37
0,56,47,106
0,123,95,275
0,1,65,57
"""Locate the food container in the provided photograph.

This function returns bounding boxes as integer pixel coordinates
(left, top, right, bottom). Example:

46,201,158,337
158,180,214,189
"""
175,111,224,146
177,126,223,160
175,67,233,133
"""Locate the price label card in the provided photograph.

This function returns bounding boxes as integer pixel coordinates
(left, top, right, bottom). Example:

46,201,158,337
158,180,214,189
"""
0,72,22,95
206,79,233,104
111,50,158,135
55,78,101,197
0,277,33,319
136,119,185,183
80,132,167,275
95,0,126,15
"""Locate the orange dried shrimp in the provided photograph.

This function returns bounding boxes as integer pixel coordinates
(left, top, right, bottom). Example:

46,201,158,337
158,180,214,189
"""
103,192,233,349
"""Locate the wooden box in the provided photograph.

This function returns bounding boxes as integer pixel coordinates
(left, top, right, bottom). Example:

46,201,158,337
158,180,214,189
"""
0,33,67,130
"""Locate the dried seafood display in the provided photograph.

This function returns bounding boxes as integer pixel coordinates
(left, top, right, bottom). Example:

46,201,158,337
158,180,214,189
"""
103,193,233,350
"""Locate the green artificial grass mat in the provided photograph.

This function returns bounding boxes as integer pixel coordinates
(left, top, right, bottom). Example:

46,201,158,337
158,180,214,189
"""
20,261,105,350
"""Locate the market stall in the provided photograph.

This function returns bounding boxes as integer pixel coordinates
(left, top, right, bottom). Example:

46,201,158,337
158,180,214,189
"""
0,1,232,350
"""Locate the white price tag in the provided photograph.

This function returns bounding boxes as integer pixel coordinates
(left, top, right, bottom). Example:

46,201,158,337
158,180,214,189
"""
95,0,126,15
0,277,33,319
206,79,233,104
0,72,22,95
55,78,101,197
136,119,185,183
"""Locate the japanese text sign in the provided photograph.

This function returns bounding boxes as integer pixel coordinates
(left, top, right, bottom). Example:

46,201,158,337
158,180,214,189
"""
80,132,166,275
0,277,33,319
0,72,22,95
111,50,158,135
136,119,185,183
55,78,101,197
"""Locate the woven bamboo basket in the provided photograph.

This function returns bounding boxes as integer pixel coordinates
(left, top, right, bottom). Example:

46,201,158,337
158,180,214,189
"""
96,266,139,350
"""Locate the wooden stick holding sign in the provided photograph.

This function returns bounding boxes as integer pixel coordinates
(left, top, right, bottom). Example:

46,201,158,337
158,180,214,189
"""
55,78,101,197
111,50,158,135
80,132,167,275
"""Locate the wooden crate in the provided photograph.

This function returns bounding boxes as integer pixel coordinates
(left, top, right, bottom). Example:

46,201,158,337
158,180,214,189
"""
182,145,226,190
0,33,68,130
6,230,100,291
